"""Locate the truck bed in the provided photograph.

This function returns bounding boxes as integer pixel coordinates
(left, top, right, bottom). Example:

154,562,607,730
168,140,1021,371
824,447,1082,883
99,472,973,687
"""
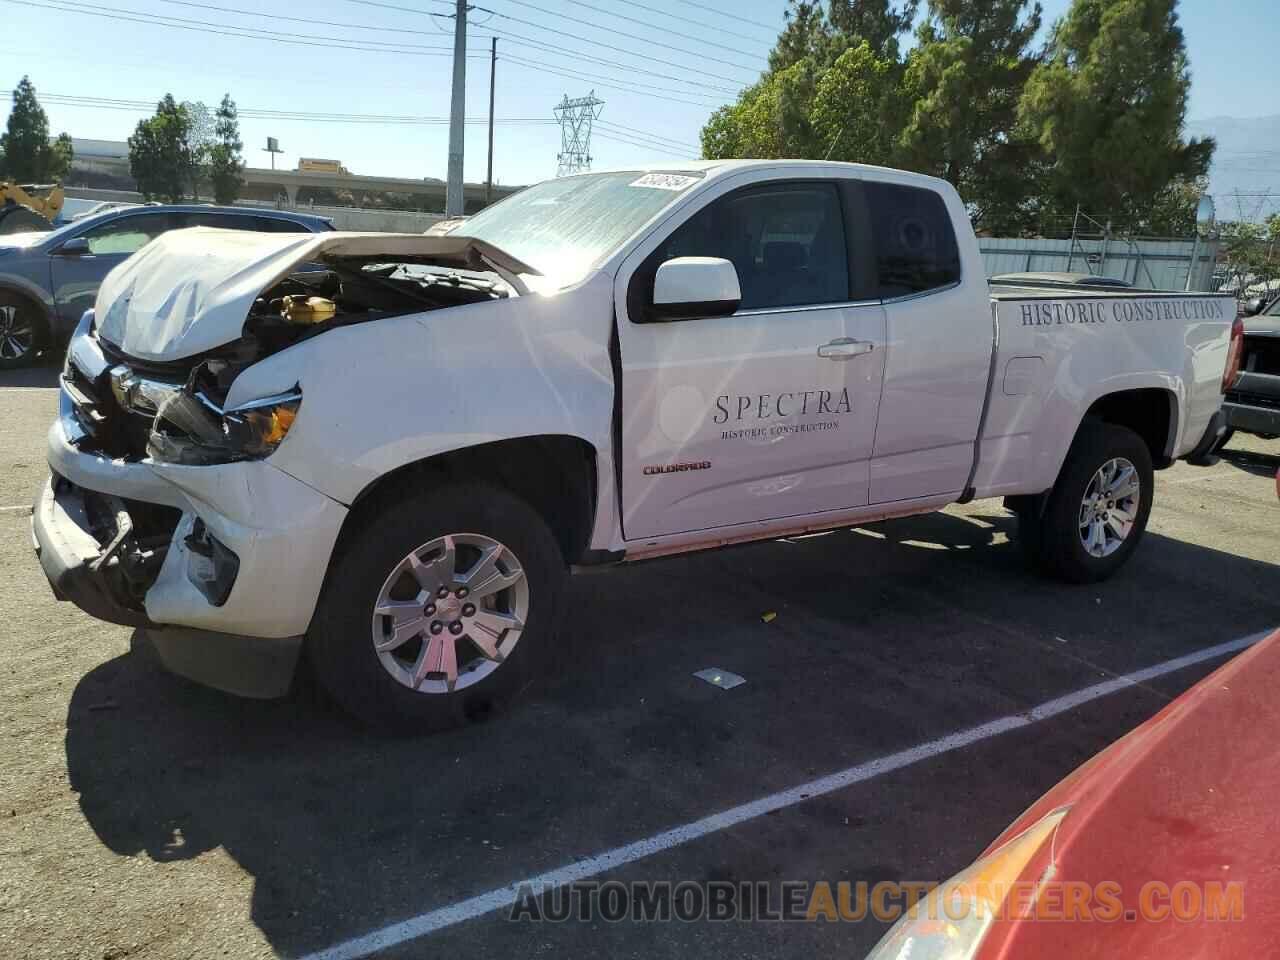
972,283,1235,501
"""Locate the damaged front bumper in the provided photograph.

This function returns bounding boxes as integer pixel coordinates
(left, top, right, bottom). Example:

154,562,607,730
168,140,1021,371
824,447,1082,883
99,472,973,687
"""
34,394,349,697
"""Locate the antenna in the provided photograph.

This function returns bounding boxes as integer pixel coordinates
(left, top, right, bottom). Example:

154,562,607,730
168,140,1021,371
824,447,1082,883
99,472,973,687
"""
553,91,604,177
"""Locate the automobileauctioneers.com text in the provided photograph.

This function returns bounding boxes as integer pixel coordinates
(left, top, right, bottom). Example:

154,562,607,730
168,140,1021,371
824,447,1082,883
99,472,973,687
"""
508,879,1244,924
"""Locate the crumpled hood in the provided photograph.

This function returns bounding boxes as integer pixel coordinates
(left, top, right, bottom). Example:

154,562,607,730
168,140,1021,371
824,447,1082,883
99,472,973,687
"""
95,227,539,361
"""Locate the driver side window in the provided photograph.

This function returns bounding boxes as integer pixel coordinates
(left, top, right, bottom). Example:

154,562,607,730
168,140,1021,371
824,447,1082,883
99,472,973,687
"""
655,181,850,311
82,215,170,256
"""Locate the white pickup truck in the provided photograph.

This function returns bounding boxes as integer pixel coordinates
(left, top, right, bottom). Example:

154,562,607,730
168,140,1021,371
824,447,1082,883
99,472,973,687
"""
33,160,1237,729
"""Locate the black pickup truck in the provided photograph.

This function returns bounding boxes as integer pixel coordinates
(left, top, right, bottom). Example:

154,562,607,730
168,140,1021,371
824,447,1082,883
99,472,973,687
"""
1223,296,1280,444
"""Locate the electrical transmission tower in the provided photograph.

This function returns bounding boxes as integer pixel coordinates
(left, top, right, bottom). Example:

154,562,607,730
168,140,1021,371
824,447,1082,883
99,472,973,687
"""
554,92,604,177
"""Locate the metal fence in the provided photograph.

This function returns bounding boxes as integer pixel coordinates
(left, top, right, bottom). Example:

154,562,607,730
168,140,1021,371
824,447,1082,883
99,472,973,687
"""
980,235,1219,291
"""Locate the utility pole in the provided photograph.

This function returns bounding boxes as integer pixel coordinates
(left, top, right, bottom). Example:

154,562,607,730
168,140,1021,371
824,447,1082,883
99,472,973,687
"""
445,0,468,218
486,37,497,206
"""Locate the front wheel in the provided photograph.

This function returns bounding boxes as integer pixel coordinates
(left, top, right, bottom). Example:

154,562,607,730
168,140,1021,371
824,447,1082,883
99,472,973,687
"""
308,483,566,731
1019,422,1154,583
0,291,47,369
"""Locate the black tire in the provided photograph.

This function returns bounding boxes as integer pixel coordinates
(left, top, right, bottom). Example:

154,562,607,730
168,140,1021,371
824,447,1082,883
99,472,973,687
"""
308,482,566,732
1020,422,1154,584
0,289,48,370
1210,428,1235,453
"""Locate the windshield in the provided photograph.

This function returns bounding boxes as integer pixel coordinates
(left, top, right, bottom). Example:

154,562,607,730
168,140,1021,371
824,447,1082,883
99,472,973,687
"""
458,170,705,288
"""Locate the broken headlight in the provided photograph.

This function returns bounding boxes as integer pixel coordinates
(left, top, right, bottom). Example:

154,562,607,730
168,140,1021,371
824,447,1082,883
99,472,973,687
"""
147,386,301,465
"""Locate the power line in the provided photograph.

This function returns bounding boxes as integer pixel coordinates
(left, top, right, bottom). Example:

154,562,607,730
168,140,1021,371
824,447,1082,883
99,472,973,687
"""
5,0,735,108
575,0,773,47
592,130,688,158
473,0,759,83
0,0,485,56
669,0,779,32
144,0,460,37
483,25,733,98
346,0,753,86
490,0,769,64
595,119,696,152
40,94,557,125
500,52,726,110
37,93,699,157
340,0,740,96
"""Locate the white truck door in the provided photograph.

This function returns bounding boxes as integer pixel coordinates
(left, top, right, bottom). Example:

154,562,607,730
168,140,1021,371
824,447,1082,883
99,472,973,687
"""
615,177,887,541
863,180,994,503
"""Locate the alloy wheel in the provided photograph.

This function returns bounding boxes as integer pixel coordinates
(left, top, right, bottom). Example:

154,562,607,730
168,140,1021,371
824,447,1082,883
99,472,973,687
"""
1078,457,1141,558
0,303,35,361
370,533,529,694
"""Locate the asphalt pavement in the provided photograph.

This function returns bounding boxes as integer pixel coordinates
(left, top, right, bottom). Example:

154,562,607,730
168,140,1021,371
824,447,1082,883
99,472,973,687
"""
2,363,1278,960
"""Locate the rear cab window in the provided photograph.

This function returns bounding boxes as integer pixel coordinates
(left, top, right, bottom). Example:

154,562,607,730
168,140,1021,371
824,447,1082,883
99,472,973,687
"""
864,182,961,298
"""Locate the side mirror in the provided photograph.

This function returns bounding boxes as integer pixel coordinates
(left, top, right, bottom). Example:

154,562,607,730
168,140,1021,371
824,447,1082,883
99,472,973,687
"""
1243,297,1266,317
54,237,91,256
648,257,741,322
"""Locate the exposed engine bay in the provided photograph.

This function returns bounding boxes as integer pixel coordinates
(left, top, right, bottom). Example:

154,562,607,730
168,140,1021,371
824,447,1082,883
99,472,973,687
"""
70,250,514,466
203,257,510,390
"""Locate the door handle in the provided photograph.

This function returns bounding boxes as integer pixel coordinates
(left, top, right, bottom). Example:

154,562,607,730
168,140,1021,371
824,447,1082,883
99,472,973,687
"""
817,338,874,360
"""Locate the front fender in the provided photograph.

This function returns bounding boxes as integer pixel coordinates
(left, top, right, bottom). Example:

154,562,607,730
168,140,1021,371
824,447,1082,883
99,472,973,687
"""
223,274,618,513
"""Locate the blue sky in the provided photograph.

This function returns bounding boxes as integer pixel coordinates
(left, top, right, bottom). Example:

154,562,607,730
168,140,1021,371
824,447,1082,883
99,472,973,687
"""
1,0,1276,187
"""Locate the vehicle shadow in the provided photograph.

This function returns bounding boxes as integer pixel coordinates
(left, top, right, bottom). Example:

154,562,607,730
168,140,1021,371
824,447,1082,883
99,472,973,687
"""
63,507,1280,957
1218,444,1280,479
0,362,60,388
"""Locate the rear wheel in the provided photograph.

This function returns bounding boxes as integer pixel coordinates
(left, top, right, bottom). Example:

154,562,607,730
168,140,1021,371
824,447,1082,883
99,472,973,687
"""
1019,422,1153,583
308,483,566,731
0,290,46,369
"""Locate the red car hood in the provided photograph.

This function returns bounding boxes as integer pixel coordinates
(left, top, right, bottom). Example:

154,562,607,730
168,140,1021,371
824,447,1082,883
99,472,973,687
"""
982,630,1280,959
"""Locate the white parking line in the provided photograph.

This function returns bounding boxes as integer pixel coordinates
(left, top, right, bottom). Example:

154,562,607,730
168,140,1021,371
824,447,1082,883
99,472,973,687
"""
298,628,1272,960
0,505,32,514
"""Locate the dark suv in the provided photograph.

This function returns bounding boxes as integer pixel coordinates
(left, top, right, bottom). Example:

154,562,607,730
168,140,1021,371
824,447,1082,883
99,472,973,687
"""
0,204,333,367
1223,295,1280,444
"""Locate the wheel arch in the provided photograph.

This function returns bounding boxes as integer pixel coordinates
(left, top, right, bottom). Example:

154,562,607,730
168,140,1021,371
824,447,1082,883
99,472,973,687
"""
0,279,54,330
0,274,55,319
1079,387,1178,469
338,434,600,566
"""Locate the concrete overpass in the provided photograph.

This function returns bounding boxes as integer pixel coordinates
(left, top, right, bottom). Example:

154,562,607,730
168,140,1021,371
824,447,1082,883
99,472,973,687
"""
241,167,522,213
67,152,523,215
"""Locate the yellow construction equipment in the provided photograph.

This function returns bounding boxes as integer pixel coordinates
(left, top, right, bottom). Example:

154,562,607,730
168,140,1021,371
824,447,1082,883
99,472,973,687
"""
0,182,64,219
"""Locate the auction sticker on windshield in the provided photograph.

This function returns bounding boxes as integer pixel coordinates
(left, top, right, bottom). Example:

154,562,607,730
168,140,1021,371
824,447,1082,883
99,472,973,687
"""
629,173,700,191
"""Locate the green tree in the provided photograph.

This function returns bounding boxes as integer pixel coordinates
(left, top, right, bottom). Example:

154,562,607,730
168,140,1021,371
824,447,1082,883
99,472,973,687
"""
702,0,916,164
895,0,1044,232
1218,218,1280,297
768,0,831,72
811,41,904,165
702,61,825,160
1017,0,1215,229
182,100,215,197
128,94,193,202
208,94,244,205
0,76,74,182
1145,175,1206,236
828,0,918,58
